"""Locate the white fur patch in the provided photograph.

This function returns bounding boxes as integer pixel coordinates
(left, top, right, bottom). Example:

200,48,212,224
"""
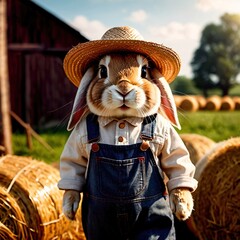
105,55,111,66
137,55,144,66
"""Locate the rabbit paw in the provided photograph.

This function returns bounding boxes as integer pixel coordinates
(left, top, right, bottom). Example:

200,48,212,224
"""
169,188,193,221
62,190,80,220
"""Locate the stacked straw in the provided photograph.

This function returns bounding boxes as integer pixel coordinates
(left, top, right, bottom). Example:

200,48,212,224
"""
189,137,240,240
180,134,215,165
0,155,85,240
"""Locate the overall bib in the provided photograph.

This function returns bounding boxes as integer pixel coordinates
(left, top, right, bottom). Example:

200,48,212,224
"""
82,114,175,240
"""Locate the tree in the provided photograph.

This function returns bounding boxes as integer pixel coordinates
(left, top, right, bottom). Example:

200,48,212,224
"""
191,13,240,96
170,76,199,95
0,0,12,154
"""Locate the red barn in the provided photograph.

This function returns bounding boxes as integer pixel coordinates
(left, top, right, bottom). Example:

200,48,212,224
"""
7,0,88,129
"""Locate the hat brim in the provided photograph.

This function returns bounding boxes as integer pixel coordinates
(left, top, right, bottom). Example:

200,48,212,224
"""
63,39,181,87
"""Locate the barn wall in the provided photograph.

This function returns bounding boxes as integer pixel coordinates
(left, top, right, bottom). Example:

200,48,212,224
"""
7,0,87,47
24,51,77,128
6,0,87,129
8,48,78,129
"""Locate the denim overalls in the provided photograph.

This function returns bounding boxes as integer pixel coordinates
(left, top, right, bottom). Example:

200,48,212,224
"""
82,114,175,240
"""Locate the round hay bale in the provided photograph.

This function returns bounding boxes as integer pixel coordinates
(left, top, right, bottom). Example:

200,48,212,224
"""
173,95,183,108
0,186,28,239
220,96,235,111
0,221,17,240
190,138,240,240
233,97,240,110
180,134,215,165
194,95,206,110
0,155,85,240
179,96,199,112
204,95,221,111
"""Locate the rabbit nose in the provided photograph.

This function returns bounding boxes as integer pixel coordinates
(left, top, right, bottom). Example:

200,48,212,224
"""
117,80,132,95
116,90,132,98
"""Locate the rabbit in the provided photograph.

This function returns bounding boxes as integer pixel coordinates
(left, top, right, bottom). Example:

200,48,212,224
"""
58,53,198,239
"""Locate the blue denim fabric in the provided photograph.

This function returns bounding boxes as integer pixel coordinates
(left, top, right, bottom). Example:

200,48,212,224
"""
82,114,175,240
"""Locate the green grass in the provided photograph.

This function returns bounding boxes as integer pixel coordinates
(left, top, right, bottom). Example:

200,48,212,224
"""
177,111,240,141
12,130,70,164
229,84,240,96
12,111,240,163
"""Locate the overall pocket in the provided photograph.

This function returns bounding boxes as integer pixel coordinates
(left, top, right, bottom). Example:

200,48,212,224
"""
97,157,146,199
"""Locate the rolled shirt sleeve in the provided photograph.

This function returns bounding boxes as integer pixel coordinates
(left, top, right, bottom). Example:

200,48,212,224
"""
160,125,198,193
58,125,88,192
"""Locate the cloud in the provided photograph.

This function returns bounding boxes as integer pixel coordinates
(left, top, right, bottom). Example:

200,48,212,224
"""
128,10,148,23
148,22,202,42
70,15,108,40
196,0,215,11
196,0,240,12
147,22,203,77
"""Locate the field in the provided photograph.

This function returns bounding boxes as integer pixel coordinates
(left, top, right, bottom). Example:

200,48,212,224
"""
12,111,240,164
177,111,240,141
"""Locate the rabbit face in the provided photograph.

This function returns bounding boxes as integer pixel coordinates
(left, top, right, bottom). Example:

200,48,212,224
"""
87,54,161,118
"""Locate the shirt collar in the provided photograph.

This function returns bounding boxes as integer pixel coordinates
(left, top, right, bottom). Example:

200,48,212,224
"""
98,116,143,127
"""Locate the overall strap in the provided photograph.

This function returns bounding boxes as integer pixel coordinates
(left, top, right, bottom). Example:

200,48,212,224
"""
86,113,100,143
140,114,157,151
141,114,157,141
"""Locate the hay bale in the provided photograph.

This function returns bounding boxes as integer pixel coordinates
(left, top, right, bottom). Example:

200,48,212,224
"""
179,96,199,112
0,221,17,240
0,187,28,239
180,134,215,165
194,95,206,110
233,97,240,110
204,95,221,111
220,96,235,111
0,155,85,240
173,95,183,108
190,138,240,240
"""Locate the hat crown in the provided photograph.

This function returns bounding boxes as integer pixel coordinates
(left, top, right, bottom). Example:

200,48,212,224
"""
101,26,144,41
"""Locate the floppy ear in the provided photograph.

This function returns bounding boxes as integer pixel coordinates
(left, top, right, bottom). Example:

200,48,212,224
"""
67,67,95,130
151,69,181,130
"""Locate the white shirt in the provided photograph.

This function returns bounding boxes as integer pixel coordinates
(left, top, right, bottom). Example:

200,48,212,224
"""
58,113,198,193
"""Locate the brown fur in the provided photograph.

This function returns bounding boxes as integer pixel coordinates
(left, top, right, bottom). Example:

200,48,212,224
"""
87,53,160,118
68,52,180,129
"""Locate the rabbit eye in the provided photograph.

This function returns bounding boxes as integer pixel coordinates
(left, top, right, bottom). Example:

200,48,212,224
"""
141,65,148,78
99,65,108,78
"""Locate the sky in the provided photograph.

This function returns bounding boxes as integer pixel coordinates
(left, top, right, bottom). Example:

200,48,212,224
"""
33,0,240,78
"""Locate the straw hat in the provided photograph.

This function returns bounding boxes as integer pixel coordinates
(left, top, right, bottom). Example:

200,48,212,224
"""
64,26,181,87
